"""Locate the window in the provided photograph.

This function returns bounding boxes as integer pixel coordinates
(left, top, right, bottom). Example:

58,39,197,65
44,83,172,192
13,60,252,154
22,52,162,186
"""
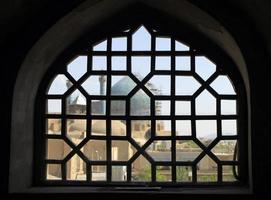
38,23,246,187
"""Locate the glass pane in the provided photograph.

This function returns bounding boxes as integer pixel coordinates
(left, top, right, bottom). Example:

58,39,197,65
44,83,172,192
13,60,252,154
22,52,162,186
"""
46,139,71,160
176,166,192,182
156,37,171,51
47,74,71,95
111,140,135,161
196,90,216,115
132,26,151,51
212,140,237,161
131,155,151,182
112,56,127,71
131,120,151,146
111,120,126,136
222,165,238,182
67,119,86,145
176,140,202,161
111,100,126,116
221,100,237,115
66,89,86,115
147,140,171,161
210,75,236,95
47,99,61,114
155,56,171,70
82,140,106,161
146,75,171,96
112,37,127,51
197,155,217,182
175,101,191,115
67,56,87,80
156,166,171,182
175,76,201,95
91,120,106,136
176,120,192,136
175,40,190,51
91,165,106,181
155,100,170,116
131,56,151,80
82,75,107,95
130,89,150,116
156,120,171,136
196,120,217,146
46,164,62,180
92,56,107,70
112,166,127,181
195,56,216,81
111,76,136,95
66,154,86,180
222,120,237,135
91,100,106,115
176,56,190,71
46,118,61,135
93,39,107,51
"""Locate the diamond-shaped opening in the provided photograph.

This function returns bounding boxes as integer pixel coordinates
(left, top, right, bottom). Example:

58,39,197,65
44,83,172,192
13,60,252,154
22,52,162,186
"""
130,89,150,116
112,166,127,181
67,56,87,81
92,39,107,51
156,37,171,51
176,166,192,182
131,155,151,182
91,120,106,136
156,166,172,182
146,140,171,162
46,118,61,135
47,99,61,114
131,120,151,147
132,25,151,51
131,56,151,80
175,40,190,51
82,140,106,161
195,56,216,81
176,56,191,71
210,75,236,95
47,74,71,95
222,120,237,136
111,140,136,161
112,37,127,51
221,100,237,115
175,76,201,95
156,120,171,136
66,89,86,115
66,119,86,145
46,139,71,160
197,155,217,182
82,75,107,95
111,120,126,136
196,120,217,146
146,75,171,95
66,154,86,180
91,165,107,181
112,56,127,71
111,75,136,96
92,56,107,71
46,163,62,180
212,140,237,161
176,140,202,161
176,120,191,136
196,90,216,115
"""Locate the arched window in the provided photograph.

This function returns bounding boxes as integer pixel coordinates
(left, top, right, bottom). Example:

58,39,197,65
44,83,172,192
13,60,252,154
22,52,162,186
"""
37,21,247,188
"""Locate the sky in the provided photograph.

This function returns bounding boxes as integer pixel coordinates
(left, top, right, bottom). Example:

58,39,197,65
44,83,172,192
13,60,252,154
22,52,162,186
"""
47,25,238,139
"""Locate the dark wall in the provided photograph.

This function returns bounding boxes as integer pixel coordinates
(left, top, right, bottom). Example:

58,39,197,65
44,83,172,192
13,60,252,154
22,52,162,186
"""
1,0,270,199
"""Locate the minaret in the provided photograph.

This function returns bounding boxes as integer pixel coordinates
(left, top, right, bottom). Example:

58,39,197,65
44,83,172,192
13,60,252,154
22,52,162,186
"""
99,75,106,114
66,80,73,105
